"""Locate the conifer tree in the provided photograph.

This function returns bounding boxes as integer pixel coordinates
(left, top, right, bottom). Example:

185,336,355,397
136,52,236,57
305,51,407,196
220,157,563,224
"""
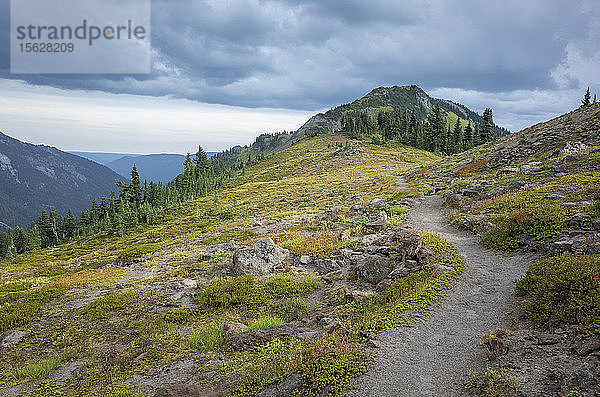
463,122,473,146
582,87,591,107
130,164,142,205
194,145,212,177
12,225,27,254
453,118,463,152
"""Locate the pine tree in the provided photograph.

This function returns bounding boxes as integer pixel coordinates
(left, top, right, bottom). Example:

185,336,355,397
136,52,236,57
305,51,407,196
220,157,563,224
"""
582,87,591,107
463,122,473,146
194,146,212,178
482,108,496,143
453,118,463,152
12,225,27,254
130,164,142,205
26,225,41,251
594,94,597,104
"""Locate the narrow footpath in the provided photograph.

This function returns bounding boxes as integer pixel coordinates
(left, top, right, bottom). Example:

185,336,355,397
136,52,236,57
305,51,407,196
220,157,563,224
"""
347,195,534,396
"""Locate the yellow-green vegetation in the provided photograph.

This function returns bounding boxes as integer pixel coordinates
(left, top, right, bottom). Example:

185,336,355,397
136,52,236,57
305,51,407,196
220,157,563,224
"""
0,134,456,396
11,357,62,381
248,315,286,329
464,367,518,397
516,254,600,334
189,321,224,351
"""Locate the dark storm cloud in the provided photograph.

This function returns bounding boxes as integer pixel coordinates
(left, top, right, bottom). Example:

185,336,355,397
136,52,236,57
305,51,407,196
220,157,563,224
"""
0,0,598,111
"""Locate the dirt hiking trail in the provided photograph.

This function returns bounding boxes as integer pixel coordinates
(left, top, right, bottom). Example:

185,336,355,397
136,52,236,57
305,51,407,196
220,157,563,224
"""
347,194,535,397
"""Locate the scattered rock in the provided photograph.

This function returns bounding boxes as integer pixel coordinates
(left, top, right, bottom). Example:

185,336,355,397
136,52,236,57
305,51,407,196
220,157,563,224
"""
223,322,249,339
231,238,290,276
375,279,394,292
497,167,519,175
387,264,412,279
180,278,197,289
545,191,567,200
369,198,387,210
519,164,532,174
366,338,381,348
416,246,434,265
572,335,600,356
299,255,312,265
0,330,27,349
567,213,592,229
347,290,376,302
353,254,394,284
256,373,302,397
313,259,341,275
319,317,334,327
561,140,590,155
230,323,299,351
50,360,85,380
366,211,390,231
433,264,454,274
461,215,489,230
535,334,562,345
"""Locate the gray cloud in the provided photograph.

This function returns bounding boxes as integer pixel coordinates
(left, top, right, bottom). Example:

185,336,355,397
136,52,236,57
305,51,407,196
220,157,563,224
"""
0,0,599,129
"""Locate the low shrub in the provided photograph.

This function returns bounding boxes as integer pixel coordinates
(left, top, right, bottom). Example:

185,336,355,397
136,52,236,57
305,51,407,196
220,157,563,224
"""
271,297,312,321
85,291,138,319
0,286,65,332
197,275,258,309
515,254,600,333
263,273,321,298
482,204,569,251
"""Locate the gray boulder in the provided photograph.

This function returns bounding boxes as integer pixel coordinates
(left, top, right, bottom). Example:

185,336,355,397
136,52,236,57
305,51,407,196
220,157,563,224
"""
353,254,394,284
568,213,592,229
232,238,289,276
366,211,390,231
0,330,27,349
313,259,341,275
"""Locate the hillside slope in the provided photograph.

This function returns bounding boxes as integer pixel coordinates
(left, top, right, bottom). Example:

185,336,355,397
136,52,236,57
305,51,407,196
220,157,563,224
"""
0,135,459,396
0,132,126,229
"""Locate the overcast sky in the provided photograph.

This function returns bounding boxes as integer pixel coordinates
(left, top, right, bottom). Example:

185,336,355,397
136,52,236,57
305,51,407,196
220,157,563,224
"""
0,0,598,153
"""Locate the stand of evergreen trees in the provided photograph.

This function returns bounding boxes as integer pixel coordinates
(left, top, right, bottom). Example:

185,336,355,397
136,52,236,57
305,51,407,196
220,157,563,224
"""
0,146,242,259
341,103,499,154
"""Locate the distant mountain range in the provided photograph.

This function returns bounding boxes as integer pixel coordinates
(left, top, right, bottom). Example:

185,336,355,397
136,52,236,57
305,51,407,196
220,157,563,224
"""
0,132,126,229
70,151,217,183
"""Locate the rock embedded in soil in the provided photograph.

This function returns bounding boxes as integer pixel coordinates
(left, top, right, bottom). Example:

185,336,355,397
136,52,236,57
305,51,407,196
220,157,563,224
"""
366,211,390,231
229,323,302,351
223,321,249,339
0,330,27,349
313,258,341,274
231,237,290,276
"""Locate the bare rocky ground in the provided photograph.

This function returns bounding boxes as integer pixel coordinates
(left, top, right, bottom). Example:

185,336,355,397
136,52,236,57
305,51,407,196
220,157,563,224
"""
347,195,535,397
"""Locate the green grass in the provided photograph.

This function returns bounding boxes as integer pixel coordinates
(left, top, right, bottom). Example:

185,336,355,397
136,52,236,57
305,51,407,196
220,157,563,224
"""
248,315,286,329
189,322,224,351
13,357,61,381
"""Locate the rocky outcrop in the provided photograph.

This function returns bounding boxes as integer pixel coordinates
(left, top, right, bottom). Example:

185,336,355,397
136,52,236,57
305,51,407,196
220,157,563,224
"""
346,229,432,284
231,238,290,276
